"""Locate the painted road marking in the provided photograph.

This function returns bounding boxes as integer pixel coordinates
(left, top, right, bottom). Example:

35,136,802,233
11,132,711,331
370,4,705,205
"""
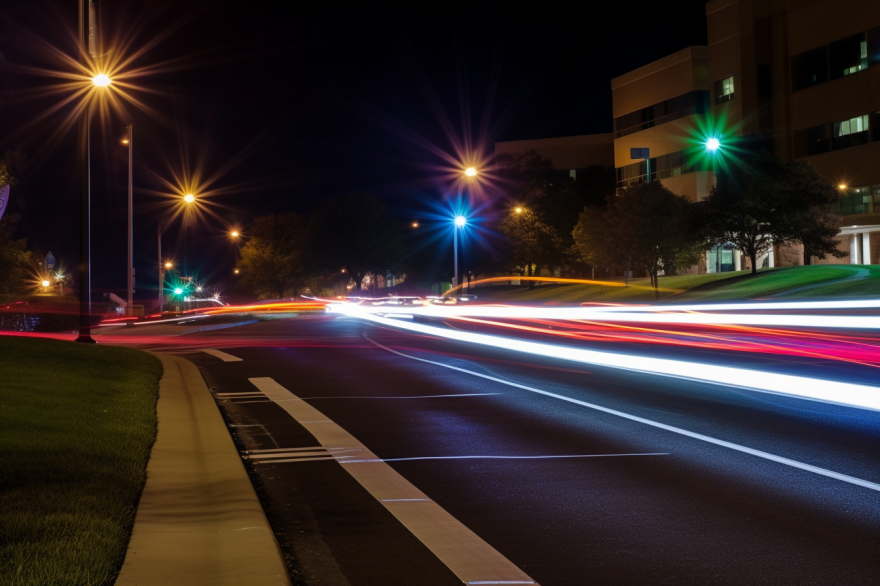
217,392,263,397
249,376,539,586
366,336,880,494
243,446,325,454
292,393,501,400
202,348,243,362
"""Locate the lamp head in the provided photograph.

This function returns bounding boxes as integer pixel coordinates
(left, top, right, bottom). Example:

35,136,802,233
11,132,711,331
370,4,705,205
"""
41,280,50,287
464,167,477,177
454,215,467,227
173,287,183,295
706,137,721,152
183,194,195,203
91,73,111,87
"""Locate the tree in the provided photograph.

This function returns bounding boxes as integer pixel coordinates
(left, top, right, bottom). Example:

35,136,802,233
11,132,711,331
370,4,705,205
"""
499,208,564,287
573,181,702,297
237,213,313,299
0,153,36,299
495,151,582,279
309,194,405,292
700,150,843,274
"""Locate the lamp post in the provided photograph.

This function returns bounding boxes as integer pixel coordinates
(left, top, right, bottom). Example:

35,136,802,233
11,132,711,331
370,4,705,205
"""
158,219,168,312
122,124,134,317
453,215,466,288
75,0,105,344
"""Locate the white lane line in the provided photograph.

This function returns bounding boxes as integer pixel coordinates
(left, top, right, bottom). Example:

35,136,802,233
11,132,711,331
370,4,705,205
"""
254,456,336,464
244,446,325,454
370,453,667,462
249,376,539,586
292,393,501,400
353,314,880,412
365,336,880,493
202,348,243,362
248,451,330,460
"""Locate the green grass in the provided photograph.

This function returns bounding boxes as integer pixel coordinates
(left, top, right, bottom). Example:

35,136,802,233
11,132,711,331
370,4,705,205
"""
474,265,879,303
0,337,162,586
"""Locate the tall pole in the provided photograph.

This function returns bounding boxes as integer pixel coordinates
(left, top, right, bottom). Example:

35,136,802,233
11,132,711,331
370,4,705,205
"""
126,124,133,317
75,0,95,343
453,226,458,289
158,219,165,313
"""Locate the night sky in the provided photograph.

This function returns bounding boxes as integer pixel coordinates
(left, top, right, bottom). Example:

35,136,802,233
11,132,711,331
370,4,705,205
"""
0,0,708,297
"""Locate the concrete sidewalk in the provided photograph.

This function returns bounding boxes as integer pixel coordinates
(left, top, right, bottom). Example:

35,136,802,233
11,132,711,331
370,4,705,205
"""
115,353,290,586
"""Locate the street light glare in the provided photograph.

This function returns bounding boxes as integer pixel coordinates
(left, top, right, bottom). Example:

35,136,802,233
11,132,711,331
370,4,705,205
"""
706,137,720,152
838,184,848,190
231,231,239,237
455,215,467,227
515,207,523,214
174,287,183,295
41,280,50,287
165,262,172,269
91,73,111,87
184,194,195,203
464,167,477,177
412,222,419,228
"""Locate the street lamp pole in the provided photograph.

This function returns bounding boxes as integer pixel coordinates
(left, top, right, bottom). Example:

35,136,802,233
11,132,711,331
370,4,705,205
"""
158,219,167,313
453,224,458,288
125,124,133,317
75,0,97,344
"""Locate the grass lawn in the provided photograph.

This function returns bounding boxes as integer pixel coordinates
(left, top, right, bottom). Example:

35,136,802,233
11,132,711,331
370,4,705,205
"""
474,265,878,303
0,336,162,586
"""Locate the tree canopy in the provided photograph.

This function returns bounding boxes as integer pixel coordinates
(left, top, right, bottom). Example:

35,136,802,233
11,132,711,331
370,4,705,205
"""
236,213,313,299
700,149,843,273
573,181,702,296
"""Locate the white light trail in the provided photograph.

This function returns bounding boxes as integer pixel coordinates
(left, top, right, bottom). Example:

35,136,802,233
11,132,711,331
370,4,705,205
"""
328,302,880,330
338,310,880,412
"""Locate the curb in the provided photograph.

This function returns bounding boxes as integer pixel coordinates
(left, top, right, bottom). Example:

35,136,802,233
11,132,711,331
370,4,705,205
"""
114,353,290,586
180,319,259,335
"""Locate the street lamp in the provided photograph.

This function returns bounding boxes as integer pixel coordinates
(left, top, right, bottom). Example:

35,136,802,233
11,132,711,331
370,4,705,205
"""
122,125,134,318
184,193,195,203
706,137,721,152
453,215,467,288
231,230,239,238
515,207,523,214
411,221,419,228
76,4,110,344
464,167,477,177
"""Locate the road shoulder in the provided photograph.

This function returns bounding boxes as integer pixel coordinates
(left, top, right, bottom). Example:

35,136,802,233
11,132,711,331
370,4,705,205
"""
115,352,290,586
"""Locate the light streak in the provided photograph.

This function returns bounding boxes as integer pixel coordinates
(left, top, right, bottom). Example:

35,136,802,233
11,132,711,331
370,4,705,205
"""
329,302,880,330
334,309,880,412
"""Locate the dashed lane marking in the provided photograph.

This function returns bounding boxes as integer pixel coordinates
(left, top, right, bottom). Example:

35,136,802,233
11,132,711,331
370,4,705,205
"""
248,376,539,586
202,348,243,362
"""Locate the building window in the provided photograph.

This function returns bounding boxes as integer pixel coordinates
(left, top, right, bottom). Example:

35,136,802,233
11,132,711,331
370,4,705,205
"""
614,91,710,138
833,114,870,149
869,26,880,67
830,33,868,79
837,186,879,216
807,124,831,155
792,46,828,90
715,76,735,104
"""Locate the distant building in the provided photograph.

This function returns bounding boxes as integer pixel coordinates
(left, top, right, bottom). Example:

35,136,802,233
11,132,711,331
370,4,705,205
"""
613,0,879,269
494,133,614,179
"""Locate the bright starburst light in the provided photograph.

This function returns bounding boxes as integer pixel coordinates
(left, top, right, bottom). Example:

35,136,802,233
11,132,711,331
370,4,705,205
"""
706,137,720,152
455,215,467,227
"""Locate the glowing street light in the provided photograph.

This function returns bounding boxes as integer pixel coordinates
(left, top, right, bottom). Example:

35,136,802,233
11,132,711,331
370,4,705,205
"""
183,193,195,203
411,221,419,228
464,167,478,177
706,137,721,152
41,280,51,288
173,287,183,295
838,184,848,190
234,269,240,274
91,73,111,87
514,207,523,214
165,261,173,269
231,230,239,238
455,215,467,227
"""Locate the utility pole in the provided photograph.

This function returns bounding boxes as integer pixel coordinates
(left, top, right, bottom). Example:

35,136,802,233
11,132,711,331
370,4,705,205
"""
158,218,166,313
75,0,98,343
125,124,134,317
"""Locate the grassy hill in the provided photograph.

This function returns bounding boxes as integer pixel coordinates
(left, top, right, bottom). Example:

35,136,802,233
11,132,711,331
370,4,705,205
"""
469,265,879,304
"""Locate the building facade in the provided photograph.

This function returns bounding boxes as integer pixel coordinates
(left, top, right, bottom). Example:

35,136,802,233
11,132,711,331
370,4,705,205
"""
612,0,880,269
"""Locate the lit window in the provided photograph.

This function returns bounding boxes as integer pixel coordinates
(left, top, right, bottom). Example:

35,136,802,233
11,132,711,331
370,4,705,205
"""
833,115,869,137
715,76,735,104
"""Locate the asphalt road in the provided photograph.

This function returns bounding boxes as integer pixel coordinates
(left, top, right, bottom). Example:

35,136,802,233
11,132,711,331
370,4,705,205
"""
175,315,880,585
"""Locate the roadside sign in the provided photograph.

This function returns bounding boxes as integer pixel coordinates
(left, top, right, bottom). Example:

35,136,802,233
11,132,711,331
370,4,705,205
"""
46,251,55,270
